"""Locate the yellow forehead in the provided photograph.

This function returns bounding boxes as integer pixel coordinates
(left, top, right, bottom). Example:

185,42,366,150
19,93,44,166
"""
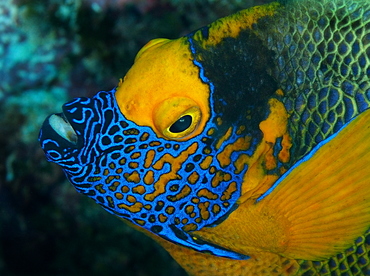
115,37,210,140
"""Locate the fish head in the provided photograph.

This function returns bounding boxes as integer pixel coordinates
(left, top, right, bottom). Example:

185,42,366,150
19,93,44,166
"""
39,36,259,260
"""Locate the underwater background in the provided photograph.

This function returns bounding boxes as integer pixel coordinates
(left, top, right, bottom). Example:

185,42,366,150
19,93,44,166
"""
0,0,271,275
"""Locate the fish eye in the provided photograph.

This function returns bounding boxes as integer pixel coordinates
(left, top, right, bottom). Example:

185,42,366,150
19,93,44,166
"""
169,115,192,133
153,98,203,140
161,106,201,140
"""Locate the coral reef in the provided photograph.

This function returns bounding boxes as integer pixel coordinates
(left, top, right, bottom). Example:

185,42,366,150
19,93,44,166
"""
0,0,272,275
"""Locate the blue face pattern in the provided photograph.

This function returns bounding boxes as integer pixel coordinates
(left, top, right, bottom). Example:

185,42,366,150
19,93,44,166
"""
39,89,254,259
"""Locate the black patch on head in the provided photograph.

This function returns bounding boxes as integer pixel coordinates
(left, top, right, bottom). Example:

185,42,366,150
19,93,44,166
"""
190,27,278,139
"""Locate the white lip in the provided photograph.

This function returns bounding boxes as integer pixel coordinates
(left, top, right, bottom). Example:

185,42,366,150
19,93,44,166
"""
49,114,78,144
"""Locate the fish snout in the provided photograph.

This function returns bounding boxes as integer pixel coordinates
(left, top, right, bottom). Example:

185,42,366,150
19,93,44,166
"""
39,113,78,164
38,96,94,165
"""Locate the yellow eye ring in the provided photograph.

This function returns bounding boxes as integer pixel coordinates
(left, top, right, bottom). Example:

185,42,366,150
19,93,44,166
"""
163,106,201,139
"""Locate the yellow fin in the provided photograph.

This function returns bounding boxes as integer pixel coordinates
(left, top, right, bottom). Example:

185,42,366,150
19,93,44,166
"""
193,109,370,261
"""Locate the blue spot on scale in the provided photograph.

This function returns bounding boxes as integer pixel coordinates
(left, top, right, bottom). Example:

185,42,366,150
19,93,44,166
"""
328,88,340,108
318,87,328,101
345,32,354,43
313,29,322,42
344,56,352,66
321,122,330,134
308,121,317,136
343,97,354,122
359,54,367,68
318,101,327,115
352,41,360,55
356,93,369,112
342,81,355,96
340,64,348,76
352,64,359,76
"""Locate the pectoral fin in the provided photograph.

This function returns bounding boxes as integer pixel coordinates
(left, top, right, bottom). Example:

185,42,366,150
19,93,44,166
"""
192,109,370,261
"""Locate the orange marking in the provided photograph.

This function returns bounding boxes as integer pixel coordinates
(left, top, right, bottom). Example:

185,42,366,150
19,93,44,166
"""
264,145,277,170
236,125,246,135
192,2,280,48
197,188,218,200
221,181,237,201
216,127,232,149
209,166,216,174
182,218,189,224
216,117,223,126
217,136,252,167
278,133,292,163
124,171,141,183
105,175,115,184
134,219,146,226
119,158,126,165
191,197,200,204
109,181,120,192
185,205,194,214
127,195,137,203
95,184,106,194
150,141,161,147
200,156,213,170
158,214,168,223
165,206,175,215
275,88,284,96
132,185,146,194
198,201,211,220
143,170,154,185
118,202,143,213
109,162,116,169
87,176,101,182
182,223,197,232
121,185,130,193
187,171,200,184
131,152,141,159
129,162,139,169
124,129,139,135
211,170,227,188
212,204,221,214
115,192,123,200
140,132,149,141
144,143,198,201
116,168,123,174
167,185,192,202
144,150,156,168
207,128,215,136
107,196,114,207
238,98,290,198
103,169,109,176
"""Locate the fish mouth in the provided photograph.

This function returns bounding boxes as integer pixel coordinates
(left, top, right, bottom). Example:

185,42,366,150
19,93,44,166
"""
48,113,78,145
40,110,78,148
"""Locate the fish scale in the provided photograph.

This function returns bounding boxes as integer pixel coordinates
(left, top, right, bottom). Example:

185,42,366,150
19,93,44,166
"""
39,0,370,275
256,0,370,162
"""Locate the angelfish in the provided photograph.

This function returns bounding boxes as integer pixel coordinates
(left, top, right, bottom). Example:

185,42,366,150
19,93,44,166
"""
39,0,370,275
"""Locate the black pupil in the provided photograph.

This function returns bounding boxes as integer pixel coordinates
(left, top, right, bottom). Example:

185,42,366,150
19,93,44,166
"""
169,115,192,133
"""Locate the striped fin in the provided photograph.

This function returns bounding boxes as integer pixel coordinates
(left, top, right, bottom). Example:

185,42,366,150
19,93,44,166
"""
192,108,370,261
